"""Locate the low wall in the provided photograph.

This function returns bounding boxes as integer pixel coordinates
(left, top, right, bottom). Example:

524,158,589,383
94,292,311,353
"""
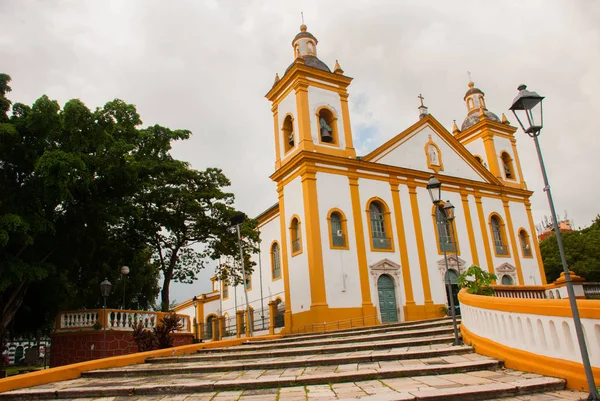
459,288,600,391
50,331,193,367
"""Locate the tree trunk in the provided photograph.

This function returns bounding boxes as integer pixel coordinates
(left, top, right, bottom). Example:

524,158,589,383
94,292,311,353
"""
161,275,171,312
0,282,28,350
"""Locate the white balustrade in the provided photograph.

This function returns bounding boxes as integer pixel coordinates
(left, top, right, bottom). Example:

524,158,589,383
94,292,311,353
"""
56,309,191,333
460,298,600,368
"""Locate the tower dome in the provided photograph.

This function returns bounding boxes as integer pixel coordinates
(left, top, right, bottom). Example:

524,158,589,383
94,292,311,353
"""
285,24,331,74
460,81,500,131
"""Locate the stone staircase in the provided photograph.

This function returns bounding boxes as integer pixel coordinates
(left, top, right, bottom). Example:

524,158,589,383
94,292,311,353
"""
1,317,586,400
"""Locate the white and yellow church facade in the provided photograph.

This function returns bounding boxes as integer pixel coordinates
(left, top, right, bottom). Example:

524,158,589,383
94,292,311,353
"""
176,24,546,335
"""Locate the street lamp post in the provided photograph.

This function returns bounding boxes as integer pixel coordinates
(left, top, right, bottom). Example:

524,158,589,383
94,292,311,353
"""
100,278,112,358
231,212,253,337
192,296,199,343
120,266,129,310
510,85,598,399
427,176,462,346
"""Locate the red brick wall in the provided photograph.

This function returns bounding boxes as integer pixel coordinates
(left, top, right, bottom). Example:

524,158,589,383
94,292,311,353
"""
50,331,193,367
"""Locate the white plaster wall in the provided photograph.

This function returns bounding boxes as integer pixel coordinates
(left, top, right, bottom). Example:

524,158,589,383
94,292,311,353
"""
466,194,489,271
177,305,196,322
357,178,405,310
316,172,361,308
398,184,425,305
480,197,519,280
461,303,600,367
284,176,311,313
308,86,345,149
375,125,485,182
204,298,221,321
257,215,286,303
508,202,542,285
494,136,521,182
464,140,488,169
277,91,299,163
417,187,473,305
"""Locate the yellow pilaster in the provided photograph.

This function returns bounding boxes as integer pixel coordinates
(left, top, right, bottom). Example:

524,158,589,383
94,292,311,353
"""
300,166,328,311
218,316,224,341
525,200,548,284
510,138,527,190
503,199,525,285
348,174,377,316
211,319,218,342
268,301,277,335
407,184,434,309
236,310,244,338
460,191,480,266
294,81,315,152
272,104,281,169
389,180,416,316
276,183,293,331
339,92,356,158
483,132,501,179
475,195,495,274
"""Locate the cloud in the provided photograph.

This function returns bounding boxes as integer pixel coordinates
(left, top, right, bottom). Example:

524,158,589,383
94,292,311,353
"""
2,0,599,301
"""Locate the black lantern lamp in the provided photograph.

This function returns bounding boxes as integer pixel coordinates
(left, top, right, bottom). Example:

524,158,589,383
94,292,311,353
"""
192,296,199,342
509,84,544,137
426,175,442,205
443,201,455,221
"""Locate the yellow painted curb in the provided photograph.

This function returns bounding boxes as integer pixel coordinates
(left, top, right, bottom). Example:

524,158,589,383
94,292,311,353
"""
461,324,600,392
0,334,282,394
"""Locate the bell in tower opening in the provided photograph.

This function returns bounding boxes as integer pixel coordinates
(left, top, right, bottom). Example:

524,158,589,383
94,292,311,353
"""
320,117,333,142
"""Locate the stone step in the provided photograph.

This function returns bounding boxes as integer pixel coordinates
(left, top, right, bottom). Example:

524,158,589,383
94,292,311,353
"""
258,317,461,344
227,325,455,352
150,334,458,362
83,346,475,377
0,360,516,400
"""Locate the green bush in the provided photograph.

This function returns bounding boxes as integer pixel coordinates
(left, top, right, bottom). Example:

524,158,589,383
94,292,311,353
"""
458,265,497,296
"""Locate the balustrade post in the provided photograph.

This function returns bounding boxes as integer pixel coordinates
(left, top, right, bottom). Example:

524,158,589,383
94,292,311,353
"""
236,310,244,338
218,316,225,341
268,301,276,335
211,318,218,341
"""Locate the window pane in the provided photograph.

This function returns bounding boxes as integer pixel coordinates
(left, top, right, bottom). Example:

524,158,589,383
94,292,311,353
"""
370,203,389,249
330,213,346,247
272,243,281,278
436,208,456,253
491,216,508,255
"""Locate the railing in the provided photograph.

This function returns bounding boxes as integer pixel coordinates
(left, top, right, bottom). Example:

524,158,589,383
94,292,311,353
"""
493,286,547,299
584,282,600,299
492,271,587,300
56,309,191,333
372,237,391,250
290,314,379,335
459,288,600,391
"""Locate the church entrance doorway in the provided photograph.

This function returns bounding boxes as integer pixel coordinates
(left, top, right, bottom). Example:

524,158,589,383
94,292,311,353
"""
445,269,460,315
377,274,398,323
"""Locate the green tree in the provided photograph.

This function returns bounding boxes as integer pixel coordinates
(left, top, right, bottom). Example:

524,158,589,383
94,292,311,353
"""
540,216,600,282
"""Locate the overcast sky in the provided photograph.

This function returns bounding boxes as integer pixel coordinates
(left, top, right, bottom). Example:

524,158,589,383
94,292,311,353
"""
2,0,599,303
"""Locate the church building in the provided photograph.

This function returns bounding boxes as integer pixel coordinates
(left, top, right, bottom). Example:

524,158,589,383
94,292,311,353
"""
175,24,546,335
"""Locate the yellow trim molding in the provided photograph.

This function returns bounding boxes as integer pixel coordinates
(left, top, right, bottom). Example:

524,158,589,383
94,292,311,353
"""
277,183,293,330
460,192,480,266
475,196,495,275
408,184,434,307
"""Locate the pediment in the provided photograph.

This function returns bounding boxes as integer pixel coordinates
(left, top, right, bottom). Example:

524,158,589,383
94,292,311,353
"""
369,258,401,272
363,115,501,185
496,262,516,273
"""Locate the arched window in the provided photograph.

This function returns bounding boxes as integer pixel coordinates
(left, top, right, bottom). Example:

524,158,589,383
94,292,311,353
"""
479,95,486,109
206,315,216,338
467,98,474,110
433,205,459,254
271,242,281,279
501,151,515,180
474,155,483,164
490,214,509,256
222,280,229,300
316,107,338,145
290,217,302,256
367,200,393,251
282,115,294,154
519,229,533,257
327,209,348,249
307,41,315,55
501,275,514,285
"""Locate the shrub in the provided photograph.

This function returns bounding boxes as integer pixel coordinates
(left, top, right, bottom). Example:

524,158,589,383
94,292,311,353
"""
132,313,183,352
458,265,497,296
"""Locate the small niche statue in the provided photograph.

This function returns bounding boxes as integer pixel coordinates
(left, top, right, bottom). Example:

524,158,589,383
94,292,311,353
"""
320,117,333,142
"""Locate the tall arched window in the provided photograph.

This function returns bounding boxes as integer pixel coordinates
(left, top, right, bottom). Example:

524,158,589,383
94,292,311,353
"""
290,217,302,256
271,242,281,279
367,200,392,251
501,151,515,180
327,209,348,249
501,275,514,285
433,205,458,254
519,229,533,257
490,214,509,256
282,115,294,154
316,107,338,145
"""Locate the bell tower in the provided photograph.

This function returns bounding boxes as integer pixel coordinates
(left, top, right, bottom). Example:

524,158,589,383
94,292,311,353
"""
454,81,527,190
265,24,356,170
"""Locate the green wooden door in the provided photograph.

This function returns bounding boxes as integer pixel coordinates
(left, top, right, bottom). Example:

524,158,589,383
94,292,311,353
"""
378,275,398,323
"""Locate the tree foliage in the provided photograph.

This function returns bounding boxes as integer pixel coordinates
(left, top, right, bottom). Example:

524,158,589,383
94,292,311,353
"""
0,73,256,344
540,216,600,282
